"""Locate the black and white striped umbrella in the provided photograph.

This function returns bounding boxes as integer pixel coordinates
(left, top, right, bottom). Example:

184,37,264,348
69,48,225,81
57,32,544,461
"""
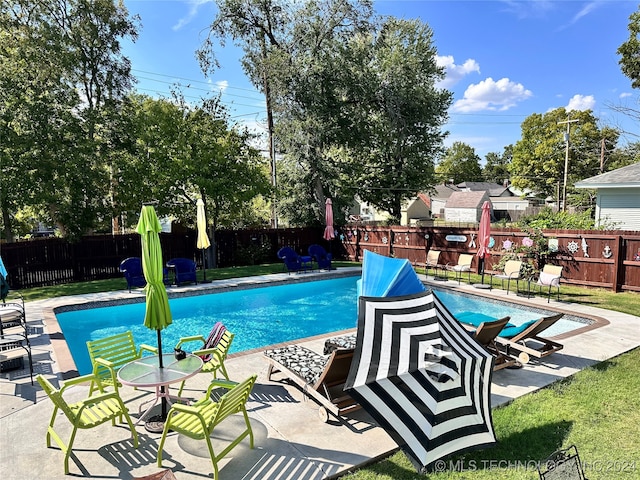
344,289,496,472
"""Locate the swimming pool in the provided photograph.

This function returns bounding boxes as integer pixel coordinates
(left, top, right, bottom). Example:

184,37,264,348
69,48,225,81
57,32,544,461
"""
55,275,592,375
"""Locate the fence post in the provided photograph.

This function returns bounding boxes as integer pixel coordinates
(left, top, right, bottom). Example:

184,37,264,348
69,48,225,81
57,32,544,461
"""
613,235,622,292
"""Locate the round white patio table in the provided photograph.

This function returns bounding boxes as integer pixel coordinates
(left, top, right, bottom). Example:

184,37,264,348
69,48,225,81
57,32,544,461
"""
118,353,203,433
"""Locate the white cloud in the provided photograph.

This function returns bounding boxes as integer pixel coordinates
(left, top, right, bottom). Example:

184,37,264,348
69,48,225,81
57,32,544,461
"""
566,94,595,112
173,0,213,31
620,92,633,99
452,77,532,113
436,55,480,89
211,80,228,92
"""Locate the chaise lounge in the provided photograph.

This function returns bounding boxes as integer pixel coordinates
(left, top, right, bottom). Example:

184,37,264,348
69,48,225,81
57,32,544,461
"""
495,313,565,362
264,344,359,422
467,316,521,370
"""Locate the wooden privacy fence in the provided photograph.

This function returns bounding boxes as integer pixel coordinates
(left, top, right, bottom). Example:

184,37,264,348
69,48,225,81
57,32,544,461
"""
0,227,326,289
340,225,640,293
2,225,639,292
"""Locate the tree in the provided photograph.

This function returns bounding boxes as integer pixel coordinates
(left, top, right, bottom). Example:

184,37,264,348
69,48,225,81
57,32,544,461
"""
124,94,270,233
483,145,512,185
618,6,640,89
198,0,374,227
0,0,139,241
274,16,451,224
509,108,619,203
436,142,483,184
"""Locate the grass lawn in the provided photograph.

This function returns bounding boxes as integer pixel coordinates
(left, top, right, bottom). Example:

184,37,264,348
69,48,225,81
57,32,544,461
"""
14,262,640,479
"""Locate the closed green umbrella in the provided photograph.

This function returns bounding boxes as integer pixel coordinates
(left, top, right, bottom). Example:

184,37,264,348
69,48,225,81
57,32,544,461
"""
137,205,172,335
136,204,173,431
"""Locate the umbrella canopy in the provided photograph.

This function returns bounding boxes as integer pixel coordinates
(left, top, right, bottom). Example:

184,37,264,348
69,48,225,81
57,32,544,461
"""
476,201,492,283
0,255,8,301
196,198,211,250
358,249,426,298
136,205,172,335
0,255,7,278
323,198,335,241
345,289,496,473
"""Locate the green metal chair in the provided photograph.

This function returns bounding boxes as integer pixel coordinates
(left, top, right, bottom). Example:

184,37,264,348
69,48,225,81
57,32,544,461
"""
86,330,157,395
174,327,234,396
36,373,139,475
157,375,257,480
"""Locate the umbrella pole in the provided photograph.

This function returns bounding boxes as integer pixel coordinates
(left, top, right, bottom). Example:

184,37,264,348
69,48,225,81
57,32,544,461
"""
473,257,491,289
145,330,167,433
201,248,211,283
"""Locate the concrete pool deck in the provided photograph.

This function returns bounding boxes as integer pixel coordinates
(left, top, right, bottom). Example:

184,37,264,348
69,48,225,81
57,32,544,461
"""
1,268,638,480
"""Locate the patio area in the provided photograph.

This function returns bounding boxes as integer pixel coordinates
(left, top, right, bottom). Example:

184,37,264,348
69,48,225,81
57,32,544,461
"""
1,269,639,480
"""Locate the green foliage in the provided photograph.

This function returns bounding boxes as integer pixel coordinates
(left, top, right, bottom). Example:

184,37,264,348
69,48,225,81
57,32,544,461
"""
1,0,139,241
483,145,512,184
617,6,640,89
437,141,483,184
516,207,597,230
510,108,619,202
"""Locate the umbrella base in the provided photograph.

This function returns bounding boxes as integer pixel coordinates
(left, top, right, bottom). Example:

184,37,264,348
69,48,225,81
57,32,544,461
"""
145,415,166,434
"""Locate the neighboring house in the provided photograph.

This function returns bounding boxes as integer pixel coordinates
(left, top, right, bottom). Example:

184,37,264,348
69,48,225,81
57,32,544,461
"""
444,191,491,223
347,197,392,223
402,193,433,226
575,162,640,231
428,183,461,219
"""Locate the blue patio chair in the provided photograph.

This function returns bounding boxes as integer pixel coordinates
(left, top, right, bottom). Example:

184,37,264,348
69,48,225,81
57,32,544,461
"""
166,258,198,286
277,247,311,274
308,244,332,270
119,257,146,292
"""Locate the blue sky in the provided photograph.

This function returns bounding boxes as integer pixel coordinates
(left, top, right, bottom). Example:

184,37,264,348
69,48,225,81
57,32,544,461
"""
121,0,638,160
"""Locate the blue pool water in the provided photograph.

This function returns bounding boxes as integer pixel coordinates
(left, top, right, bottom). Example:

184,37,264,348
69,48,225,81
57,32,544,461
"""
56,276,589,374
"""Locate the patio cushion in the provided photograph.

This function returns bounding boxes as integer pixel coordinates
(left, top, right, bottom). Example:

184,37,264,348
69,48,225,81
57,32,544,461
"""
500,319,539,339
263,345,328,386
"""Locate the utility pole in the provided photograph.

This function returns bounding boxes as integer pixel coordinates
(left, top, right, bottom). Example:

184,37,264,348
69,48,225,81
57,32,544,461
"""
558,118,579,212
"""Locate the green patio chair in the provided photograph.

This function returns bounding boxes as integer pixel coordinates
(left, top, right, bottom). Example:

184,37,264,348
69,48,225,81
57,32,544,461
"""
174,324,234,396
157,375,257,480
36,373,139,475
86,330,158,395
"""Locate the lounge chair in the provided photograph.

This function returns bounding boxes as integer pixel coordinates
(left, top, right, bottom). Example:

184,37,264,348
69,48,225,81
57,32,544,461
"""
470,316,521,370
446,253,474,284
491,260,522,295
425,249,444,279
37,373,139,475
277,246,311,274
323,333,357,354
166,257,197,286
536,265,563,302
174,322,234,396
157,375,257,480
495,313,565,362
538,444,588,479
119,257,146,292
264,345,360,422
86,330,158,395
308,244,332,270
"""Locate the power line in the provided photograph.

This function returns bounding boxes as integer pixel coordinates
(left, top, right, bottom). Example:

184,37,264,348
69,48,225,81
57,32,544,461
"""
132,68,263,98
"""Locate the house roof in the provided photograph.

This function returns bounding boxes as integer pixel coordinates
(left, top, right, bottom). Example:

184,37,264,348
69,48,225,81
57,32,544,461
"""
417,192,431,208
429,184,461,199
575,162,640,189
445,191,489,209
457,181,510,197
